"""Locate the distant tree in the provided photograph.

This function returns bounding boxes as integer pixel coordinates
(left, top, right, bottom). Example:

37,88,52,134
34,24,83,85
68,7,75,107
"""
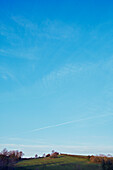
50,152,59,158
46,154,50,157
19,151,24,159
52,150,54,154
42,153,46,158
107,154,112,157
88,155,91,160
35,154,38,158
1,148,8,156
0,148,24,169
8,150,24,160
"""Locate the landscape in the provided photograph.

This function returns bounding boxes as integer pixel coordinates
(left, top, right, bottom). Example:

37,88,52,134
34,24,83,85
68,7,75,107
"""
0,0,113,169
0,148,113,169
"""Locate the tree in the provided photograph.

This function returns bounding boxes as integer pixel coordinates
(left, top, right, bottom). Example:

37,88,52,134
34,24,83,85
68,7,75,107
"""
46,154,50,157
0,148,24,169
35,154,38,158
42,153,46,158
50,152,59,158
52,150,54,154
1,148,8,156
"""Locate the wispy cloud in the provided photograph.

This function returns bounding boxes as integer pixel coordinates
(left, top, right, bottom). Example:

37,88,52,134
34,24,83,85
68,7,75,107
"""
12,16,37,31
0,16,38,60
39,19,80,40
42,64,81,83
41,62,99,88
0,143,113,157
41,55,113,90
0,66,22,86
0,66,14,80
12,16,79,40
0,23,21,45
30,113,113,133
0,137,46,145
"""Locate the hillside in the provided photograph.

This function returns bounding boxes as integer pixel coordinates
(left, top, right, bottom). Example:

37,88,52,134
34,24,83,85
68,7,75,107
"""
15,154,102,170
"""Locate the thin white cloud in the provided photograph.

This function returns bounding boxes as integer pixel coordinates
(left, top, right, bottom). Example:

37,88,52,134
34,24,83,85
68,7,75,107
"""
0,66,13,80
0,143,113,157
41,62,99,89
42,64,81,84
0,137,47,145
39,19,80,40
0,66,22,86
12,16,79,40
41,56,113,90
30,113,113,133
12,16,37,31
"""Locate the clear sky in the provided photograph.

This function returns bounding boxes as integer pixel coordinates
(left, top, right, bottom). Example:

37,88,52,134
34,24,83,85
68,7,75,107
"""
0,0,113,157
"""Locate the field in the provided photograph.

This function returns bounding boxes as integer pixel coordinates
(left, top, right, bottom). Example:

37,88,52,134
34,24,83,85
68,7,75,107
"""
15,154,102,170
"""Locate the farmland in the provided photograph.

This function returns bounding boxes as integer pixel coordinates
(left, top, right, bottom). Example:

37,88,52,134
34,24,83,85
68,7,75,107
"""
15,154,101,170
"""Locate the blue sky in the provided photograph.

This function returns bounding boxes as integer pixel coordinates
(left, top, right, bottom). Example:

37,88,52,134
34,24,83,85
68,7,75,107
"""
0,0,113,157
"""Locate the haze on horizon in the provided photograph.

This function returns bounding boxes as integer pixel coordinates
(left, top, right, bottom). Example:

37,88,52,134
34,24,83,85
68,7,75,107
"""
0,0,113,157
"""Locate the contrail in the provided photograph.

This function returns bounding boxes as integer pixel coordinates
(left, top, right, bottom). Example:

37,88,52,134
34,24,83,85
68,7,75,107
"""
30,113,113,133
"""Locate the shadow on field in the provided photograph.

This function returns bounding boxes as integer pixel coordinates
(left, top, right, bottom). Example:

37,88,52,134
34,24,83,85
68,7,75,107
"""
14,162,101,170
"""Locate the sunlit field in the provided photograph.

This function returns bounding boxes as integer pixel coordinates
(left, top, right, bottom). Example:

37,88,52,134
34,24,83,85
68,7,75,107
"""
15,154,101,170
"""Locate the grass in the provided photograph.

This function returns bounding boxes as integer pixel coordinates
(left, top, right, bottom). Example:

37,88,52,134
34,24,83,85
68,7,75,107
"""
14,155,102,170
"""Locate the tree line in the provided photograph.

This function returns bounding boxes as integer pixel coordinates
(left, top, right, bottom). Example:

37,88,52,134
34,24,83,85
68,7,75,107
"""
0,148,24,169
0,148,113,170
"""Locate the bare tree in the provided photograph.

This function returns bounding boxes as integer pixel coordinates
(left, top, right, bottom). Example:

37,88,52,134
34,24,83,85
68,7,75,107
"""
1,148,8,156
35,154,38,158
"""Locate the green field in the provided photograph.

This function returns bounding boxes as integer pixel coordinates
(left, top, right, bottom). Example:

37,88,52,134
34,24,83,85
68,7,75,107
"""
15,155,102,170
